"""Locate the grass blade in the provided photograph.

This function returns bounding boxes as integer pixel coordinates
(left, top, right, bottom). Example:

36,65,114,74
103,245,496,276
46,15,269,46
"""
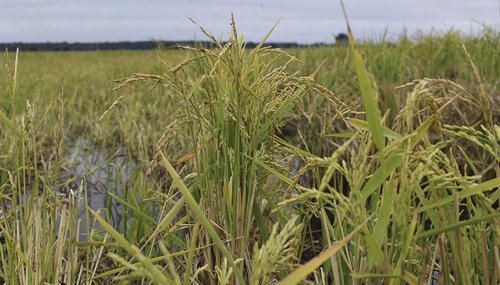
358,154,403,204
277,217,368,285
373,178,395,247
418,177,500,213
0,109,22,138
91,210,175,285
161,153,246,285
339,0,385,151
416,212,500,239
349,118,402,140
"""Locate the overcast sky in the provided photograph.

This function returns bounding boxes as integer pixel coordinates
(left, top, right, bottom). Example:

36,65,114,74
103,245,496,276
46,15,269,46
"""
1,0,499,43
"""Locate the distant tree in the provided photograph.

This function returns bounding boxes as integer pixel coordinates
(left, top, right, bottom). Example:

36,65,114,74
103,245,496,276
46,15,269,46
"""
335,33,348,45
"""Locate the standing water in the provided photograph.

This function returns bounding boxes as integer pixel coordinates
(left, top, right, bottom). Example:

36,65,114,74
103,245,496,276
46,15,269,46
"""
62,138,135,240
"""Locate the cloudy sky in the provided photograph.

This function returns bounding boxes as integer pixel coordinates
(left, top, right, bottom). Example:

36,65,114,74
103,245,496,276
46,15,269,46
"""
1,0,499,43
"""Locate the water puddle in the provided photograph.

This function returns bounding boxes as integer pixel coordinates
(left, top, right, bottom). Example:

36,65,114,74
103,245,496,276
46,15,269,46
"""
61,138,135,240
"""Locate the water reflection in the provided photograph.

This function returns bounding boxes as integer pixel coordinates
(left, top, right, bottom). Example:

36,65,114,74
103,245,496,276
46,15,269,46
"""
64,138,134,240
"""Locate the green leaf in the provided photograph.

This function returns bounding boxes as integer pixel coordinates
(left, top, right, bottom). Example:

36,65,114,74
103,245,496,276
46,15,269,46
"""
0,109,22,138
373,178,395,247
416,212,500,239
106,191,157,227
409,116,434,148
363,227,386,267
349,41,385,151
350,118,401,140
418,177,500,213
161,153,246,285
91,210,175,285
277,218,368,285
358,154,403,204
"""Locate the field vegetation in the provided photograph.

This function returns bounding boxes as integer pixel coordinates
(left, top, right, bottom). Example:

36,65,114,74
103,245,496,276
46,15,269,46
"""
0,19,499,284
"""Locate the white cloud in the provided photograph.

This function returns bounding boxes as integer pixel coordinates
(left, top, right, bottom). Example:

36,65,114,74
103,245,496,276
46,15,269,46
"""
0,0,498,42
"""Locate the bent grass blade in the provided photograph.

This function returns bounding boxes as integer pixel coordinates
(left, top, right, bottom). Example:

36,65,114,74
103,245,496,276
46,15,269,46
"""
161,153,246,285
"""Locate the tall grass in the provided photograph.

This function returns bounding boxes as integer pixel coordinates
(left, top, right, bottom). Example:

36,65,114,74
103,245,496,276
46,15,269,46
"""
110,16,346,284
0,51,89,284
0,20,499,284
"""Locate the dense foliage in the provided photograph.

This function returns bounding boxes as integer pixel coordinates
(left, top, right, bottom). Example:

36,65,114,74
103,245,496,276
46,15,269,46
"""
0,24,499,284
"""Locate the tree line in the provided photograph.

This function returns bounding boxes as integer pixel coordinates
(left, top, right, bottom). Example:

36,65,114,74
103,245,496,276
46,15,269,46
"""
1,34,349,52
0,40,335,52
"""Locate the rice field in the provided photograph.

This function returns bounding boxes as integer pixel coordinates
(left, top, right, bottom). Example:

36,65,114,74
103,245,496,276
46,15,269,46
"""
0,22,499,284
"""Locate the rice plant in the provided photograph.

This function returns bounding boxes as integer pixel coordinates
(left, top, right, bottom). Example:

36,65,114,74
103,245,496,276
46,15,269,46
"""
0,15,498,285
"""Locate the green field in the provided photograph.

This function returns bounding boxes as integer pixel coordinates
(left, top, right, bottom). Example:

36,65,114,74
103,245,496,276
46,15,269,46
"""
0,26,499,284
